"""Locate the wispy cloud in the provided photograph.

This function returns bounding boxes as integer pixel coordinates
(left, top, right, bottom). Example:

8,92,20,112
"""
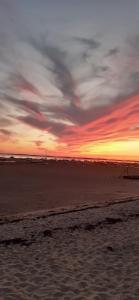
0,128,12,136
10,73,41,96
0,0,139,158
62,93,139,147
30,38,80,106
0,117,13,127
106,48,119,57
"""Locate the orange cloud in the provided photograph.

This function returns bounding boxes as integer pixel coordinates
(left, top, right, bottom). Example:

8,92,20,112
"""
1,93,139,161
60,93,139,160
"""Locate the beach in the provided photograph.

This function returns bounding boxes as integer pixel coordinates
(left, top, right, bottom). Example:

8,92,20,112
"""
0,160,139,299
0,197,139,299
0,159,139,217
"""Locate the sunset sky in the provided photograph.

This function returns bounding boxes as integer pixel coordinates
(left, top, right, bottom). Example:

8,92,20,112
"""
0,0,139,160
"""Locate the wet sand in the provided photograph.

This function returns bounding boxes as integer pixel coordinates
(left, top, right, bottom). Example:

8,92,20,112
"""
0,159,139,217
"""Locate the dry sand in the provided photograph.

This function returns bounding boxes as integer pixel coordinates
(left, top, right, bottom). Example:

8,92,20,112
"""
0,198,139,299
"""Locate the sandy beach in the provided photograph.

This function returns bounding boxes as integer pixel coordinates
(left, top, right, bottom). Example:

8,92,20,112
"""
0,160,139,299
0,159,139,217
0,197,139,299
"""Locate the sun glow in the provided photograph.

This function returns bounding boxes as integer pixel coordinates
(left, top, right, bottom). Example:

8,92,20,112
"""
79,139,139,161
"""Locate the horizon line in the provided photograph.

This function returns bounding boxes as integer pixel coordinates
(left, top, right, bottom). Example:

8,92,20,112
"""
0,152,139,163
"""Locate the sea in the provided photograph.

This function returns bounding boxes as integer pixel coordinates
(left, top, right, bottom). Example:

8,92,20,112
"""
0,153,139,165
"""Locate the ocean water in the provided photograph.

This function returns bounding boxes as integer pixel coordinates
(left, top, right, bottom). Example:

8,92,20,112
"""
0,153,139,165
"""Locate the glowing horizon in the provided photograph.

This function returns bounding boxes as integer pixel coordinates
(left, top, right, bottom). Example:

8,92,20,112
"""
0,1,139,161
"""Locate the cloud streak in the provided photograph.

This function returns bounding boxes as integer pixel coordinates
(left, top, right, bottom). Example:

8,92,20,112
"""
31,38,80,106
0,0,139,159
62,93,139,147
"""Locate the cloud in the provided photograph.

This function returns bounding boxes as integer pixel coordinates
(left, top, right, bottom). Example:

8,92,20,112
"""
0,117,13,127
10,73,41,95
4,33,139,132
106,48,119,57
61,93,139,147
0,129,12,136
30,38,79,106
47,102,109,127
1,27,139,156
3,94,77,136
4,95,42,116
34,140,43,147
18,114,66,136
73,36,101,61
74,36,100,50
0,128,13,142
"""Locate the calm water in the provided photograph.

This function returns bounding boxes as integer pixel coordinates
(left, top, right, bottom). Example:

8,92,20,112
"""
0,153,139,165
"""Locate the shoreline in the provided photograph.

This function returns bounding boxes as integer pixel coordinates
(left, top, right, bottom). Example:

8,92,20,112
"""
0,195,139,225
1,153,139,164
1,195,139,247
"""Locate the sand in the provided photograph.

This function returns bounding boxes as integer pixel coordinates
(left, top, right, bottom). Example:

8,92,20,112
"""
0,160,139,299
0,160,139,217
0,198,139,299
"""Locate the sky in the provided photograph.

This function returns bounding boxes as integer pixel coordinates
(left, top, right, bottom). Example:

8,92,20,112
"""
0,0,139,160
